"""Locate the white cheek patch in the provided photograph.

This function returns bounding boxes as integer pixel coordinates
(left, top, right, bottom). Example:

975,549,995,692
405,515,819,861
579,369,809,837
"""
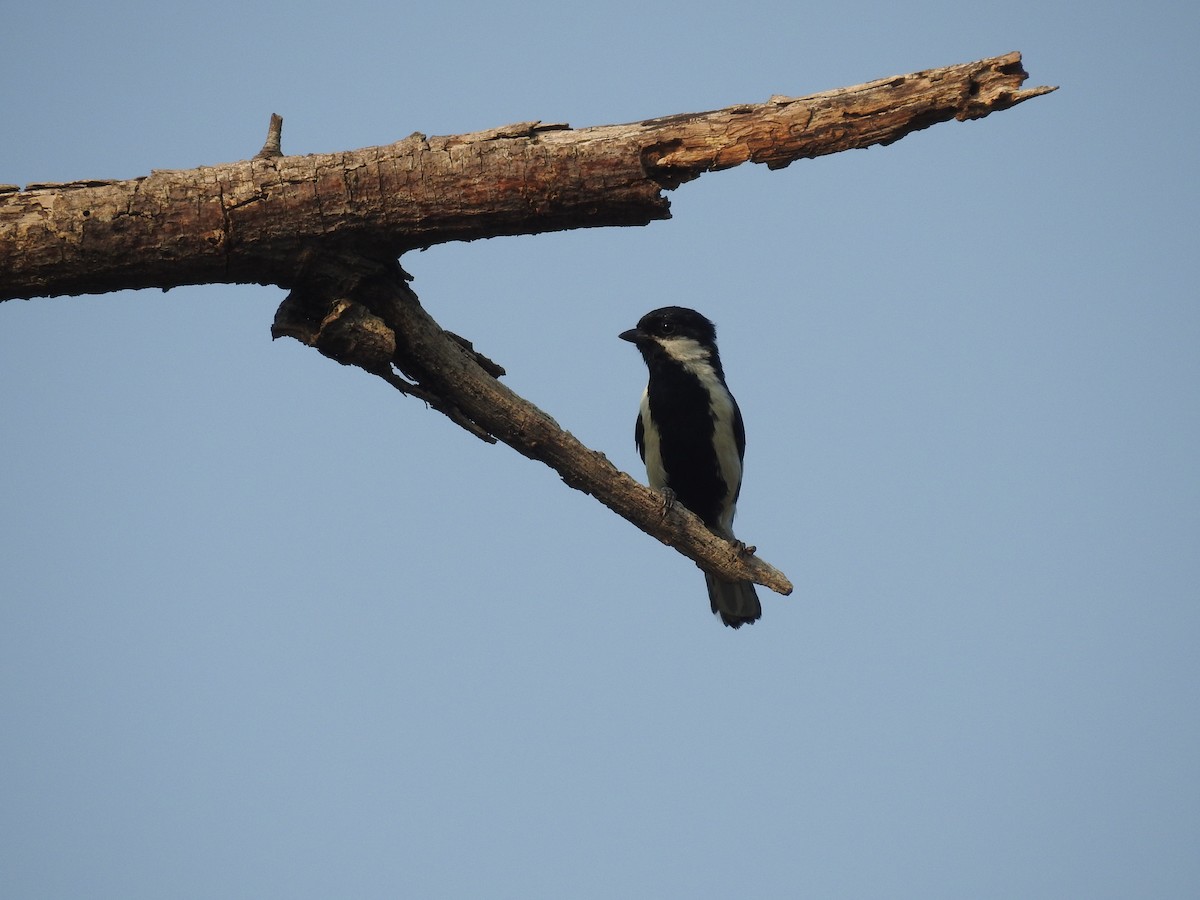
657,336,710,367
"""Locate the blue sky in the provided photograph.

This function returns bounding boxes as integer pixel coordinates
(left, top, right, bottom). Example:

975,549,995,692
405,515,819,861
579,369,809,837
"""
2,1,1197,897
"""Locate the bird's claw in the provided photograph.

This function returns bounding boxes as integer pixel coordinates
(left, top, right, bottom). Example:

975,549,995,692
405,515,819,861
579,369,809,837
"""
658,486,677,521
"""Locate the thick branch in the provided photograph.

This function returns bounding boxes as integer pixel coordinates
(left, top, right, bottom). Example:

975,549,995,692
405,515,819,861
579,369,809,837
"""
0,52,1053,302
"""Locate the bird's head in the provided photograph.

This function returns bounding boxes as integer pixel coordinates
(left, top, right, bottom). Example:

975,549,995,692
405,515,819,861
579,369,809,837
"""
619,307,720,363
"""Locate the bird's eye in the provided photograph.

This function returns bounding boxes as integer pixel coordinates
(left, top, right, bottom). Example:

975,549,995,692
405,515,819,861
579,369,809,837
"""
656,321,675,336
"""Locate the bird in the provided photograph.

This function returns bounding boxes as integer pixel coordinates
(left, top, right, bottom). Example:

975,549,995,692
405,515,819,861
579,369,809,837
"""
619,306,762,628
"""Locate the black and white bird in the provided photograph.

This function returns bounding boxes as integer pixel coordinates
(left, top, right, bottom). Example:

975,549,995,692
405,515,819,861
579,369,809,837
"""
620,306,762,628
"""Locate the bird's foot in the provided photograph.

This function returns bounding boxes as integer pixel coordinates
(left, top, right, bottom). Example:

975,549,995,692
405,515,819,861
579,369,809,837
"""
657,486,677,521
733,540,756,557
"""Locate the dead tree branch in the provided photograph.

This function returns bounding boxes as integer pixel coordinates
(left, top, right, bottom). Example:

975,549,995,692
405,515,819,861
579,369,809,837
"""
273,254,795,593
0,52,1053,301
0,52,1056,600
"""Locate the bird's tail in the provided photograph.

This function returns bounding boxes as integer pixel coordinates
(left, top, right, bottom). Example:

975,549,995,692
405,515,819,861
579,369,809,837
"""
705,573,761,629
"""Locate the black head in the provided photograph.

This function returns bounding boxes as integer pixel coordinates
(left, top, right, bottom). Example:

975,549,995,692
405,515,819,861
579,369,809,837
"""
618,306,719,349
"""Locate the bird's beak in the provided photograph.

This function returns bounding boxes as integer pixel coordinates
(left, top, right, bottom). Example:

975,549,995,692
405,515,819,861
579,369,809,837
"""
619,328,643,344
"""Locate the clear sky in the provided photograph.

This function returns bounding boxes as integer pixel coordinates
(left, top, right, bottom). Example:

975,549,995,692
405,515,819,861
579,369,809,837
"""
2,1,1197,897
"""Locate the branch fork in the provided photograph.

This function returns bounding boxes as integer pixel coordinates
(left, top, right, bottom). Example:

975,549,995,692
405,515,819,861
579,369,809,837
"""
1,53,1058,602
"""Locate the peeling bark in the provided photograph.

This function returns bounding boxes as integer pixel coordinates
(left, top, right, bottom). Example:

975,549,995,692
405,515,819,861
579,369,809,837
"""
0,53,1056,603
276,256,797,595
0,53,1053,302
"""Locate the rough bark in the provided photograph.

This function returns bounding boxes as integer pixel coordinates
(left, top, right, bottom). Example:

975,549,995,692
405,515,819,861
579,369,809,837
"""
0,53,1056,601
0,52,1053,302
294,258,797,595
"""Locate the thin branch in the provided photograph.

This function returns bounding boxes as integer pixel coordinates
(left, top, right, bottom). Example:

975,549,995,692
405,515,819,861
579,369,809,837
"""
270,251,792,592
357,264,795,595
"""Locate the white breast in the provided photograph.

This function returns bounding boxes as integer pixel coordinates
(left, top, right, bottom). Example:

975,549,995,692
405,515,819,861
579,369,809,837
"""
638,387,668,490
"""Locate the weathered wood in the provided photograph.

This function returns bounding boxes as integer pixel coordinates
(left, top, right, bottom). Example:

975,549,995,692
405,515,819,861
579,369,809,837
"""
0,52,1053,302
295,258,796,594
0,53,1055,605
